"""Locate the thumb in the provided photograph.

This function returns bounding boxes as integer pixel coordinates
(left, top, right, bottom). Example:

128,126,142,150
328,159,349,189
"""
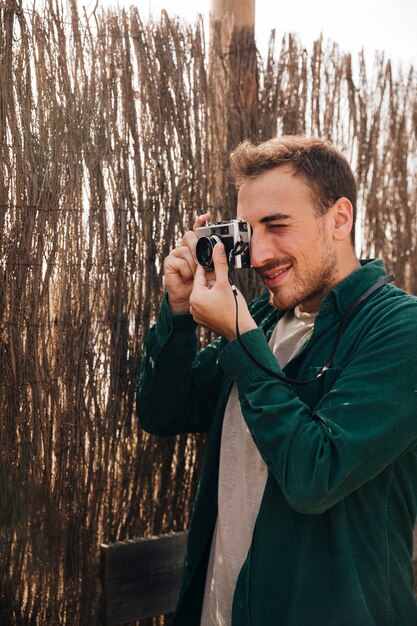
212,242,229,285
193,261,207,289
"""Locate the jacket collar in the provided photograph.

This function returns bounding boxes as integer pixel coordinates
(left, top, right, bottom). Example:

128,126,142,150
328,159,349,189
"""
319,258,388,317
261,258,388,340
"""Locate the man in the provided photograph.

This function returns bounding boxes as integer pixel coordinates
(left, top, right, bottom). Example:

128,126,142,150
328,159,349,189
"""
137,136,417,625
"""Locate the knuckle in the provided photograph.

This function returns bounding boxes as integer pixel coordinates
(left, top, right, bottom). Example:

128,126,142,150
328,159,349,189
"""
182,230,195,242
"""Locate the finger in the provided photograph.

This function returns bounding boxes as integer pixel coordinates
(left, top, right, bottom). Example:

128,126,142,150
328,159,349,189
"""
192,262,208,289
193,212,211,231
189,309,210,331
164,254,194,284
181,230,199,264
171,245,197,275
212,243,230,286
206,270,216,288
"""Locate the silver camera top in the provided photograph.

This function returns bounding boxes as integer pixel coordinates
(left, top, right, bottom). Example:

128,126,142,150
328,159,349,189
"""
195,219,251,270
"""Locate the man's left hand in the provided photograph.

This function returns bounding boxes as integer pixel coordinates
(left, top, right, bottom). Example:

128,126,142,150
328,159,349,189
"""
189,243,257,341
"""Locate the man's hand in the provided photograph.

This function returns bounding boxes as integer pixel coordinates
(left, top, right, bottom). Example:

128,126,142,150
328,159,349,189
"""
189,242,257,341
163,213,212,315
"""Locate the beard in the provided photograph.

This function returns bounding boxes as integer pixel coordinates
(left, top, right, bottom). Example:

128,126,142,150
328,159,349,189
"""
256,243,338,312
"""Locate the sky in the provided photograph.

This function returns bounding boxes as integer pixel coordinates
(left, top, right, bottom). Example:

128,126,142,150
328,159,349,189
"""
86,0,417,69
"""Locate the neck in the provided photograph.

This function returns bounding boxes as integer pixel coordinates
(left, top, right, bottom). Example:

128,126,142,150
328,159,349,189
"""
336,250,361,284
299,251,361,314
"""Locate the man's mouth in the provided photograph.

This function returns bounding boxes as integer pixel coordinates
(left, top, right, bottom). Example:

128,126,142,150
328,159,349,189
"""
260,264,292,287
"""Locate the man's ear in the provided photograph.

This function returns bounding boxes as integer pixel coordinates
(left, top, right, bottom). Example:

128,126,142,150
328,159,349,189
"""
331,197,354,242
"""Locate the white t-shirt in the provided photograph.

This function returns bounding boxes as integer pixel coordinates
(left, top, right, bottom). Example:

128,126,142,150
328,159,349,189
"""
200,306,318,626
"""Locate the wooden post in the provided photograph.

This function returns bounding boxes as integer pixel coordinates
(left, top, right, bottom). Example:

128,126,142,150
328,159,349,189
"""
209,0,257,135
208,0,259,300
209,0,257,147
210,0,255,25
208,0,258,173
210,0,255,52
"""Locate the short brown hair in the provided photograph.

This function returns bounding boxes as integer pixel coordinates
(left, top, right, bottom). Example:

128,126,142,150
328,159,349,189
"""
229,136,357,233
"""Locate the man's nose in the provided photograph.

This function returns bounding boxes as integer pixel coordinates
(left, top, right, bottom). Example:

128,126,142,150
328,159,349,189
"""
250,233,276,268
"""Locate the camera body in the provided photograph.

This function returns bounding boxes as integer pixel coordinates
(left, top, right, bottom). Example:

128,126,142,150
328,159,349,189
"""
195,219,251,270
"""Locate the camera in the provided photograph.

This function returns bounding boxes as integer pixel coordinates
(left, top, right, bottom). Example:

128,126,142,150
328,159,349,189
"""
195,219,251,270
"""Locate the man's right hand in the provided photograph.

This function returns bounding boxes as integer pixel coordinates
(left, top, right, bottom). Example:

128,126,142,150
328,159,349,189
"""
163,212,211,315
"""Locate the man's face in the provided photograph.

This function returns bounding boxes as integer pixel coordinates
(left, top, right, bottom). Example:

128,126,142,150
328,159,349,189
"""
237,166,338,312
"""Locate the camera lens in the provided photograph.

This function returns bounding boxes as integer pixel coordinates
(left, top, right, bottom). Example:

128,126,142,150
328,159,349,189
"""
196,235,221,268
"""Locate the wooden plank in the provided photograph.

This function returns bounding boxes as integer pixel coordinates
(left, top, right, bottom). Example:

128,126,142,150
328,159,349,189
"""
100,531,188,626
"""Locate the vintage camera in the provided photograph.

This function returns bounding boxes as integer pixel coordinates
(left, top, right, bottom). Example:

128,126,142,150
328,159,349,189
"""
195,219,251,270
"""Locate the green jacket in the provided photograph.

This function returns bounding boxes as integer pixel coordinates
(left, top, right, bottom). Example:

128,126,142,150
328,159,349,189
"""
137,259,417,626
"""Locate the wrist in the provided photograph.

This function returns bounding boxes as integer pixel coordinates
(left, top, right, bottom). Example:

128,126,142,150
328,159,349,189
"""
224,318,257,342
168,296,190,316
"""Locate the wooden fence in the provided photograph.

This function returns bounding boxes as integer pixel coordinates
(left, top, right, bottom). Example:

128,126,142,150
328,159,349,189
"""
0,0,416,623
